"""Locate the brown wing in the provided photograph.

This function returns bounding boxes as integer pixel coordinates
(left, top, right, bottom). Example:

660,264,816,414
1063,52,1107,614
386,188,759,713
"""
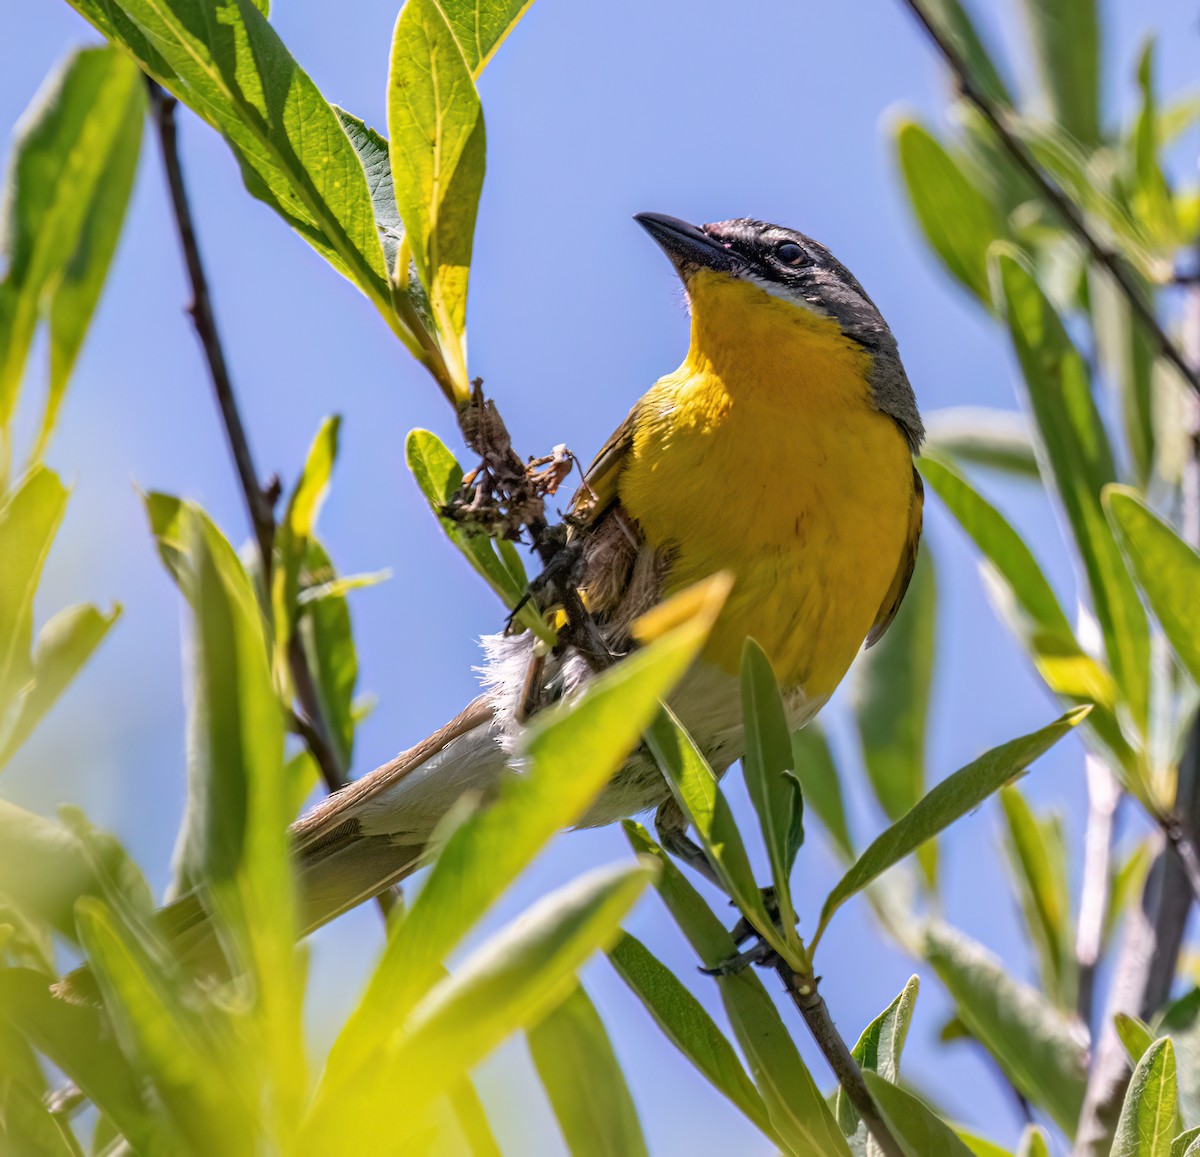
567,404,639,530
865,466,924,648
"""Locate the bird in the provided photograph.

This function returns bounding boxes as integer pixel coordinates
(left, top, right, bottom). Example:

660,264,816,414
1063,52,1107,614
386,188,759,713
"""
282,212,925,936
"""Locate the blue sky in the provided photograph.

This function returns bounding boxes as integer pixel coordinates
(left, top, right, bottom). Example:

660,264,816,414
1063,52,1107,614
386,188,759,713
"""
5,1,1200,1150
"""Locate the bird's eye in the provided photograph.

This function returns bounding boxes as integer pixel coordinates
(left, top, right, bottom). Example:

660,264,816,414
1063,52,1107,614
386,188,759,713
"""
775,241,806,265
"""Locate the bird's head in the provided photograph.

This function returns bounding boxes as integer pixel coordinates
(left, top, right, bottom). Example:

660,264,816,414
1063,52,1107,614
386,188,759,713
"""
635,212,924,452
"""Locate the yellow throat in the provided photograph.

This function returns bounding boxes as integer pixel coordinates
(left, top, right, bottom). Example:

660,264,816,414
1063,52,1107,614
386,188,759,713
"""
618,269,915,699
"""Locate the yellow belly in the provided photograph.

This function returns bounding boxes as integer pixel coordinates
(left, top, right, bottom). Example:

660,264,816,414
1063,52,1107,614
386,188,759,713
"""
618,272,914,699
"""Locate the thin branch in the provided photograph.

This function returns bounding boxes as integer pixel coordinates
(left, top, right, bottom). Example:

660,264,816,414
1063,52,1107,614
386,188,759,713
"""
775,962,907,1157
898,0,1200,398
1075,756,1120,1028
147,80,400,914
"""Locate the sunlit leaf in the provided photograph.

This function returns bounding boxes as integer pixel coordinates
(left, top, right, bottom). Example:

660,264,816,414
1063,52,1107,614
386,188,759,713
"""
528,983,649,1157
922,408,1040,480
389,0,486,396
863,1071,975,1157
1018,0,1099,145
1114,1012,1155,1065
813,709,1087,950
437,0,536,76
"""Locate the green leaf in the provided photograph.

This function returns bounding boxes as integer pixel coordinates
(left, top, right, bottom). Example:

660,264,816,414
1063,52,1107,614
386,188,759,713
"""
389,0,486,396
855,548,937,886
0,967,155,1150
922,408,1040,480
1115,1012,1155,1065
923,921,1087,1134
64,0,408,351
606,932,773,1140
298,538,361,771
997,254,1151,736
894,121,1004,303
313,580,725,1101
304,862,656,1154
0,49,142,443
1017,1126,1052,1157
645,708,788,961
1112,1038,1180,1156
0,602,120,769
625,824,850,1157
275,415,340,650
0,468,69,709
333,109,402,276
528,983,649,1157
436,0,536,76
75,898,251,1152
919,454,1137,783
1172,1128,1200,1157
834,976,920,1151
741,639,804,928
998,786,1074,1009
446,1078,502,1157
1156,988,1200,1129
405,428,554,643
1018,0,1100,145
791,724,854,861
1104,487,1200,687
0,1077,82,1157
813,709,1087,950
862,1071,975,1157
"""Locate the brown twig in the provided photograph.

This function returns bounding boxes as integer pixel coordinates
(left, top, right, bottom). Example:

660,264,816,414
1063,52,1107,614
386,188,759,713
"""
147,80,397,916
898,0,1200,398
775,962,906,1157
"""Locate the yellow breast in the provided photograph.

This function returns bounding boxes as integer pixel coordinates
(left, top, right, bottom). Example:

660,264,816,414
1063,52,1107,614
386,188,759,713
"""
619,270,914,699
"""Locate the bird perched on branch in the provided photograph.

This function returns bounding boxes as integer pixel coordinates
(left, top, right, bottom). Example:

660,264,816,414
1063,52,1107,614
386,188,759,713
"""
284,211,924,932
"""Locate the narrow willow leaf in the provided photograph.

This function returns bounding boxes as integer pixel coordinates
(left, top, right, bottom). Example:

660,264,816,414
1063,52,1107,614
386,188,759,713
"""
303,862,655,1154
1157,988,1200,1129
0,602,120,768
834,976,920,1150
314,579,725,1097
607,932,773,1139
64,0,406,349
791,724,854,861
405,428,554,643
919,454,1138,782
528,984,649,1157
447,1078,501,1157
1112,1038,1180,1156
813,709,1087,949
862,1071,975,1157
645,708,787,961
0,468,69,708
923,922,1087,1134
1018,0,1100,145
625,824,849,1157
741,639,804,934
894,121,1004,303
1172,1128,1200,1157
389,0,485,395
998,255,1151,735
0,49,142,433
1017,1126,1052,1157
75,899,250,1151
855,549,936,886
998,787,1074,1009
275,415,340,649
922,408,1040,480
1114,1012,1155,1065
0,968,155,1150
37,59,142,462
1,1078,82,1156
1104,487,1200,687
299,539,361,771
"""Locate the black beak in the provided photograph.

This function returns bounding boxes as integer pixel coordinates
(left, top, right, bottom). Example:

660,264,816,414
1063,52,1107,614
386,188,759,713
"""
634,212,739,276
